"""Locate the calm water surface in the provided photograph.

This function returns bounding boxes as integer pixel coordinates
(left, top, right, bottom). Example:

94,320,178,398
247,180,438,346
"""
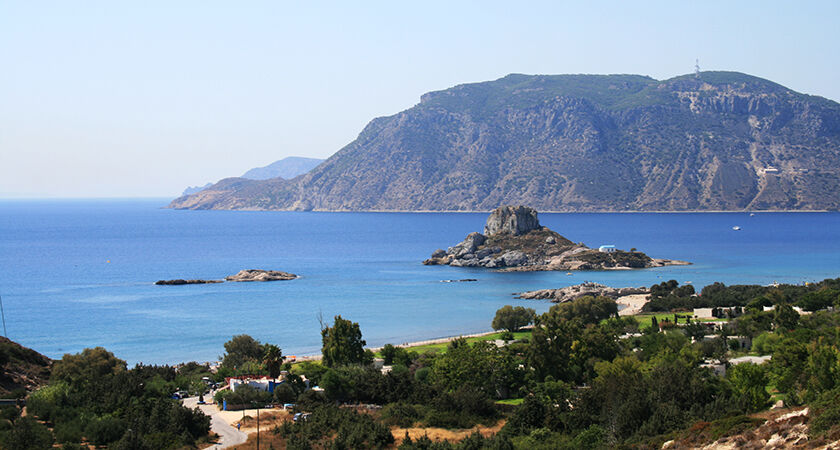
1,199,838,365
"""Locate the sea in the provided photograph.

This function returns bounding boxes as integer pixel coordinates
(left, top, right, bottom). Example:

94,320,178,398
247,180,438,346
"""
1,199,839,366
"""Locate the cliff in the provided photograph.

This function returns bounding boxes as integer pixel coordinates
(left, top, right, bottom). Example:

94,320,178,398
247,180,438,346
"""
170,72,840,211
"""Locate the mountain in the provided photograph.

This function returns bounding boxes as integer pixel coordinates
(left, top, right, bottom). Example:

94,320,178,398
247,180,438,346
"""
178,156,324,198
181,182,213,197
170,72,840,211
241,156,325,180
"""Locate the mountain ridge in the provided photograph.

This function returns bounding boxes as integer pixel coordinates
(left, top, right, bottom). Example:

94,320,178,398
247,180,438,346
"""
170,71,840,211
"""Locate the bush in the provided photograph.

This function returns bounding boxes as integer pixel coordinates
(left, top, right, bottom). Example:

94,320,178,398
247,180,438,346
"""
571,425,606,449
54,420,84,444
0,416,55,449
810,387,840,437
380,403,422,428
86,415,126,445
273,383,297,403
752,332,781,354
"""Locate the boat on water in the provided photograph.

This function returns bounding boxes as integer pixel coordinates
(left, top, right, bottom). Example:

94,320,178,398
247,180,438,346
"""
732,226,741,231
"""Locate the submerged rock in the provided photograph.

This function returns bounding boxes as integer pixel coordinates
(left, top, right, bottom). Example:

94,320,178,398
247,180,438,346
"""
155,279,223,285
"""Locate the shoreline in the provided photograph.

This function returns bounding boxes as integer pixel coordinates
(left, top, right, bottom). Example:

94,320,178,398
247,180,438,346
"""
293,329,506,362
296,296,650,362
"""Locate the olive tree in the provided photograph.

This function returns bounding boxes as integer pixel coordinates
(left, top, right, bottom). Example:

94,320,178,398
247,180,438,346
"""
491,305,536,333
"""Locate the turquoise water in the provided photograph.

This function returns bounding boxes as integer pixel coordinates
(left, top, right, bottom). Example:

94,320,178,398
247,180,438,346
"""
1,199,838,365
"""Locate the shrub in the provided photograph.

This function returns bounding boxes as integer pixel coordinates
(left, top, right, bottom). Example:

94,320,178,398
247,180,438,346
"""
273,383,297,403
54,419,84,444
0,416,55,449
85,415,126,445
380,403,421,428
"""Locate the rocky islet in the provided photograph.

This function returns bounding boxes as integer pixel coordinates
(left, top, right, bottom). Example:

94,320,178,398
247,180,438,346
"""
423,205,689,271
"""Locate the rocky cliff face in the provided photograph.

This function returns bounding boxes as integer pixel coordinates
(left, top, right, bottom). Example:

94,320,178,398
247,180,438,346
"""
423,206,687,271
483,205,542,236
170,72,840,211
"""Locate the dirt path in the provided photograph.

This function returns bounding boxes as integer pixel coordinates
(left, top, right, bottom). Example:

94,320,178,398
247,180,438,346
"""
183,396,248,449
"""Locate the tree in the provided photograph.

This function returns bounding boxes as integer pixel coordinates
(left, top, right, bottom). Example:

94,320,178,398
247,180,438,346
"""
773,304,799,331
798,289,839,312
262,344,283,379
550,296,618,325
492,305,536,333
221,335,263,369
51,347,126,384
431,339,521,398
321,315,367,367
683,320,708,341
727,363,769,411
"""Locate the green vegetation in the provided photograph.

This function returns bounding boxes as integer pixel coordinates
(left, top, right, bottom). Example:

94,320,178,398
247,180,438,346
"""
395,331,531,355
492,305,536,333
5,278,840,448
14,348,211,448
321,315,371,367
643,278,840,313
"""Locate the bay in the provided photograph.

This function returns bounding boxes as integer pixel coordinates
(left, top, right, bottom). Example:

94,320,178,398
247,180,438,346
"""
1,199,838,365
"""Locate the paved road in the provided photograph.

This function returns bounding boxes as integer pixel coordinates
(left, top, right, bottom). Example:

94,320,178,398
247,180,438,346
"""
183,396,248,449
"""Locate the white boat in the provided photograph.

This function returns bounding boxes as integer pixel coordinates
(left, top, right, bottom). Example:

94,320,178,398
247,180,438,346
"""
732,226,741,231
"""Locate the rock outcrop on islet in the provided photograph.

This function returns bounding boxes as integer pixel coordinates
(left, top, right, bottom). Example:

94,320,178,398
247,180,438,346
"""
515,282,649,303
423,205,688,271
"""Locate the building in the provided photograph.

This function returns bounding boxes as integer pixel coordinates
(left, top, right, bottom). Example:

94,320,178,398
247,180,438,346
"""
598,245,617,253
693,306,743,319
227,376,279,393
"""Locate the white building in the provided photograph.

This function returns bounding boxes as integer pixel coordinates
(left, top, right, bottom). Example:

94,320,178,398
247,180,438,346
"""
228,376,279,393
598,245,617,253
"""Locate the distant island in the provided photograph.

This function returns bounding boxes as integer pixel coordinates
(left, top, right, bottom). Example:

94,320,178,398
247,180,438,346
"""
170,71,840,212
423,205,688,271
179,156,324,197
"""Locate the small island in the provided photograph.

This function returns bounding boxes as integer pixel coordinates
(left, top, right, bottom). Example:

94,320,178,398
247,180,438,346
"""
423,205,688,271
156,269,298,285
225,269,298,282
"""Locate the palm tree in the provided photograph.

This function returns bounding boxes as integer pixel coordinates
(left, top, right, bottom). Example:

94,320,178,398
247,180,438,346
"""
262,344,283,379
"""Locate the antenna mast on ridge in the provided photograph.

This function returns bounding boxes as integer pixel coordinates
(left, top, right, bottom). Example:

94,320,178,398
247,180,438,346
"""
695,58,701,78
0,295,7,337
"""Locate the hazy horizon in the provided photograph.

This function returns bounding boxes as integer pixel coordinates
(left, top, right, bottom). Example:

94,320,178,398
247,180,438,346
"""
2,1,839,198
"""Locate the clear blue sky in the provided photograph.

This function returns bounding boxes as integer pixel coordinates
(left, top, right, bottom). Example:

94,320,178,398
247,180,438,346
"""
2,1,838,197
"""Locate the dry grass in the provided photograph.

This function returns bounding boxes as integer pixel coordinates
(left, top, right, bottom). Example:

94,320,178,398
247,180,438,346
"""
237,410,292,433
391,419,506,446
230,418,507,449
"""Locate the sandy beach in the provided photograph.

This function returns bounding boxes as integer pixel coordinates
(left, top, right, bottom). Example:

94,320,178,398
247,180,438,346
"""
616,293,650,316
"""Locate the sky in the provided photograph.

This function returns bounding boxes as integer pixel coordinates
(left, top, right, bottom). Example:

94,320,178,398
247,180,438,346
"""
1,1,839,198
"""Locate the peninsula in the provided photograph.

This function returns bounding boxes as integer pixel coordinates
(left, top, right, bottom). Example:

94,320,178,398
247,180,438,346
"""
423,205,688,271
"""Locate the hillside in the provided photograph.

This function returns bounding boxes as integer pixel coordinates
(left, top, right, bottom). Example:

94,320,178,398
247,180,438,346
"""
242,156,325,180
170,72,840,211
0,337,51,397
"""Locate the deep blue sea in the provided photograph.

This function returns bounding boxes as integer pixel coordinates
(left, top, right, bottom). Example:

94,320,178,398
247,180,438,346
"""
1,199,839,365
